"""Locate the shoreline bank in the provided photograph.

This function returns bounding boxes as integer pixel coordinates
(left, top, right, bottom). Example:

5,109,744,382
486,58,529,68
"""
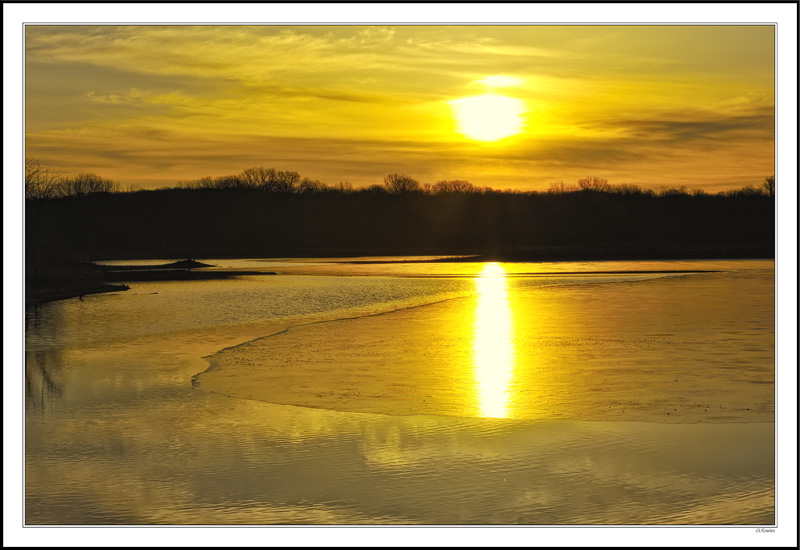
25,262,277,306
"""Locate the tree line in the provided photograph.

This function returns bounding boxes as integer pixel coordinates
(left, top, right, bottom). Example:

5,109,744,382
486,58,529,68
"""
176,168,778,199
25,159,119,199
24,174,774,266
26,159,776,200
24,159,775,273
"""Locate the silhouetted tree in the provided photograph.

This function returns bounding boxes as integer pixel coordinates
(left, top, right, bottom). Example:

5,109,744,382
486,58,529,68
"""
577,176,610,192
25,158,64,200
762,175,775,198
383,173,420,194
273,170,301,193
656,185,690,197
177,176,215,189
25,159,65,280
612,183,648,196
212,174,243,190
548,181,576,194
721,185,764,198
336,181,354,193
297,177,329,193
60,173,119,197
432,180,476,194
239,167,273,190
363,184,388,195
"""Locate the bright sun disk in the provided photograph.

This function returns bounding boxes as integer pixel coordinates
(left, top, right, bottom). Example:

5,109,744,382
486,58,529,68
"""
450,94,526,142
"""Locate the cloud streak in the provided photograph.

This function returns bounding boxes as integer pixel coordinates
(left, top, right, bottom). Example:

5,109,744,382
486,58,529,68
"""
25,25,775,191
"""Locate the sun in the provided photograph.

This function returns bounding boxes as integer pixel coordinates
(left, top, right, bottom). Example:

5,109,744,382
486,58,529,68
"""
450,94,526,142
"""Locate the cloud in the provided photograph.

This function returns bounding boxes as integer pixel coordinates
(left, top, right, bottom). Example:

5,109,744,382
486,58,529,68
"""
612,111,774,143
24,25,775,192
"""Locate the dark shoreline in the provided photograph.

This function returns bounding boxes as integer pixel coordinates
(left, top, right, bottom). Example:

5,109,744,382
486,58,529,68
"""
25,282,133,307
76,238,774,264
25,262,277,307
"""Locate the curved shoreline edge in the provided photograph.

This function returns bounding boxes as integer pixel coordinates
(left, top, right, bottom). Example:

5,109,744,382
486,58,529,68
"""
25,267,277,307
192,269,705,380
189,270,772,424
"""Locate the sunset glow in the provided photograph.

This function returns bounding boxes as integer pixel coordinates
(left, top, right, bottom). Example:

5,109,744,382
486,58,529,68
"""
23,25,775,191
11,2,789,534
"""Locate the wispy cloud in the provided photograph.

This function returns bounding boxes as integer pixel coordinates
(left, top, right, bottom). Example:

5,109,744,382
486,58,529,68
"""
25,25,775,191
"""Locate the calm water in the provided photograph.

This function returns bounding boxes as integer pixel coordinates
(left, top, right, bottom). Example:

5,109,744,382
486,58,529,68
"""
24,259,775,525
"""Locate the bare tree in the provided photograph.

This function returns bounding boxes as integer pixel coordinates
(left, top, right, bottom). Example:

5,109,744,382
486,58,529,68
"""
60,173,119,197
576,176,610,193
363,184,388,194
612,183,646,196
762,175,775,198
721,185,764,198
432,180,476,194
178,176,215,189
25,159,64,280
297,177,329,193
25,158,64,200
238,167,300,192
548,181,575,195
239,167,271,190
336,181,353,193
274,170,300,193
383,173,420,194
211,174,243,190
656,185,690,197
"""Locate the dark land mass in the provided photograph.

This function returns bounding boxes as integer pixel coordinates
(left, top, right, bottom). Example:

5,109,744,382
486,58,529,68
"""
97,268,276,283
99,259,216,270
25,187,774,304
27,187,773,261
25,281,133,306
25,260,276,306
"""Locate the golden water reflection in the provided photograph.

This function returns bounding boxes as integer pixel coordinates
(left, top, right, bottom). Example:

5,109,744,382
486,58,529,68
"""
472,263,516,418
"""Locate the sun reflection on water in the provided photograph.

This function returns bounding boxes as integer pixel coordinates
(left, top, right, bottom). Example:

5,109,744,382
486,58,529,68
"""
473,263,516,418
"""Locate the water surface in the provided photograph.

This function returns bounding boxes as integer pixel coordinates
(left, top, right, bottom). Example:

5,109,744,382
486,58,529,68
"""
25,259,775,525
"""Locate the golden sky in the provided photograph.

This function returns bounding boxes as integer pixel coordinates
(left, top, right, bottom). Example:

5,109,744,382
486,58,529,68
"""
25,25,775,191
